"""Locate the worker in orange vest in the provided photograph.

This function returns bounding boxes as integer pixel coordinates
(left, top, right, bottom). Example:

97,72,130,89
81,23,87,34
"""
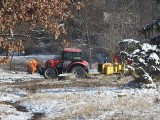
113,55,119,64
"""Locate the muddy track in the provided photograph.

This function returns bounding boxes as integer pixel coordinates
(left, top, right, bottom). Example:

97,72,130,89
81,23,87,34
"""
6,75,133,93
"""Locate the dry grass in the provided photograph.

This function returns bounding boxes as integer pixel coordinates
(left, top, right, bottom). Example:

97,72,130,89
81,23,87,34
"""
24,89,156,120
1,85,159,120
20,93,59,102
10,75,134,95
0,68,159,120
51,103,101,120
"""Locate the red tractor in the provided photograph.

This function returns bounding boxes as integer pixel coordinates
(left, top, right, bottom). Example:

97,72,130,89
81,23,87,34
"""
43,48,89,79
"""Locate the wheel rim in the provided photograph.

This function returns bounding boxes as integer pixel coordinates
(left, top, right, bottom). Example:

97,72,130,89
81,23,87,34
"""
45,69,56,78
73,70,81,77
72,67,84,78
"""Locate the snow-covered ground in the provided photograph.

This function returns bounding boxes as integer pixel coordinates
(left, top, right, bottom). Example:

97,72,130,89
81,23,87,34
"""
0,69,44,83
0,71,159,120
0,82,160,120
0,55,160,120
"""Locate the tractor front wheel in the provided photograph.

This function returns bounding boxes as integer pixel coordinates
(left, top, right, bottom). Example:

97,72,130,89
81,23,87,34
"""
71,66,86,78
44,68,57,79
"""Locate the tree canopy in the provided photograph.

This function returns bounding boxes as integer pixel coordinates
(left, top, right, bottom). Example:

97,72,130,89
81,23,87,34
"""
0,0,84,38
0,0,84,64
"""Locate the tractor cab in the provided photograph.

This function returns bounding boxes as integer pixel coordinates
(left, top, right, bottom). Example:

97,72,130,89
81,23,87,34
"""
62,48,82,61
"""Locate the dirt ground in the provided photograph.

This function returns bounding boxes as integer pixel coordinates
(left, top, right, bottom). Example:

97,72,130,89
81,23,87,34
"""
0,74,134,93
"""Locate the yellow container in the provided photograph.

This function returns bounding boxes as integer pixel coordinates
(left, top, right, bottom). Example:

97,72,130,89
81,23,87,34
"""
106,67,110,75
105,66,114,75
118,65,122,71
102,63,112,73
114,65,118,73
110,66,114,74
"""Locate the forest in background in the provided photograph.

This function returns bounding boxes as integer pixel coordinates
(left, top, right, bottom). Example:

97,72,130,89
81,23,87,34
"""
0,0,160,63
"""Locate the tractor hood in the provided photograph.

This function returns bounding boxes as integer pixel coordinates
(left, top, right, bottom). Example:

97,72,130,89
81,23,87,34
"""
44,55,63,68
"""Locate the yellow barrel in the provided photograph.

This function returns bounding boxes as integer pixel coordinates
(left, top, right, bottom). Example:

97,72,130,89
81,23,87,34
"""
105,66,114,75
118,64,122,71
102,63,112,73
110,66,114,74
114,65,118,73
106,67,110,75
106,67,111,75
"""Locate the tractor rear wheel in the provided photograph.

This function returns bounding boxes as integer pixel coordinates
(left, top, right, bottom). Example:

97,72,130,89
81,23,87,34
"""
71,66,86,78
44,68,57,79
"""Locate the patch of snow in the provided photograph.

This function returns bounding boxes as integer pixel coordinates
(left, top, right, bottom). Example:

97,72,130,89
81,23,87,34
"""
126,65,135,71
120,51,131,57
149,52,160,64
119,39,140,45
0,104,32,120
138,57,147,66
141,43,157,52
21,96,68,114
132,49,140,55
59,23,64,27
0,69,44,83
0,87,28,102
0,93,20,102
142,73,153,83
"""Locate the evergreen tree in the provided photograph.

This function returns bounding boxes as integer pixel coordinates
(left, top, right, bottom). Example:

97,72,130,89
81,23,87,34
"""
119,1,160,88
